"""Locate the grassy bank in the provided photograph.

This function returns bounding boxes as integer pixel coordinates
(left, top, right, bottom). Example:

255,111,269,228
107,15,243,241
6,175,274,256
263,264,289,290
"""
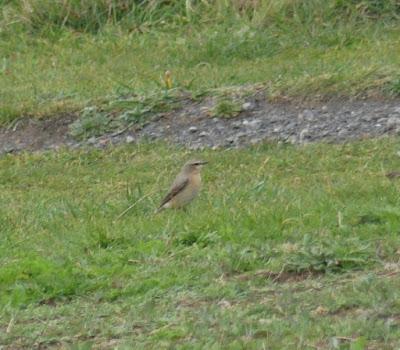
1,0,400,123
1,139,400,347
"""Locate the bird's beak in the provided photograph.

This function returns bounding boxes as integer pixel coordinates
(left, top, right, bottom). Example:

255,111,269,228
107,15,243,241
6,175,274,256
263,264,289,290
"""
199,161,208,165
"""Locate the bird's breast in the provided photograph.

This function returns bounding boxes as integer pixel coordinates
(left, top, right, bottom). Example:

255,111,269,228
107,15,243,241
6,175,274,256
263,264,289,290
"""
171,173,201,207
191,173,201,188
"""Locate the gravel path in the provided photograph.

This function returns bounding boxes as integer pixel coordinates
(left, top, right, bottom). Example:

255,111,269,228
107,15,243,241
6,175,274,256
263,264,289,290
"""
1,95,400,155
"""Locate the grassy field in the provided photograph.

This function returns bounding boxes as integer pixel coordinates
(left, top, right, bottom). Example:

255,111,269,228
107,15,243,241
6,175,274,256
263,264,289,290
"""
1,1,400,348
1,139,400,348
1,0,400,123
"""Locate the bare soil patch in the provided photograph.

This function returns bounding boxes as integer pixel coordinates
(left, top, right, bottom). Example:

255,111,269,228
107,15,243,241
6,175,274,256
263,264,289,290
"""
1,95,400,155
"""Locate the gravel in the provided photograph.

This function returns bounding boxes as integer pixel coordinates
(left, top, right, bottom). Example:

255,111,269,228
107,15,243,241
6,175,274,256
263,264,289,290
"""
1,95,400,155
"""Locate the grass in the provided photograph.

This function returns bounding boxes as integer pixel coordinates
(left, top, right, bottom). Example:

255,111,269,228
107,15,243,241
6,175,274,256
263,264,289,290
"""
1,1,400,123
1,138,400,348
210,97,243,118
68,89,184,139
1,1,400,348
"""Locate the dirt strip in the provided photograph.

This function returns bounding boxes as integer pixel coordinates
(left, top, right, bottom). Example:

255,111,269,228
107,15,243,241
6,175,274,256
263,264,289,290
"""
1,97,400,155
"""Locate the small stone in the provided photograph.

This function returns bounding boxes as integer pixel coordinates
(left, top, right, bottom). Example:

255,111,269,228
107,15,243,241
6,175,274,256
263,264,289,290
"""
70,143,81,149
126,135,135,143
48,144,60,150
242,102,253,111
87,137,97,145
3,145,16,154
287,136,297,144
377,117,387,124
236,132,247,138
189,126,198,133
321,105,328,112
149,132,158,140
302,109,314,121
299,128,310,143
243,119,261,128
199,131,208,137
387,117,400,128
250,138,261,145
232,121,242,129
189,143,203,150
362,115,373,122
348,122,359,129
218,299,232,308
98,139,108,146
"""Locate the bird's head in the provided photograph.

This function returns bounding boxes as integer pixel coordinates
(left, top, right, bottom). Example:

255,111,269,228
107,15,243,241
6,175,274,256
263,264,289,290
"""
183,160,208,174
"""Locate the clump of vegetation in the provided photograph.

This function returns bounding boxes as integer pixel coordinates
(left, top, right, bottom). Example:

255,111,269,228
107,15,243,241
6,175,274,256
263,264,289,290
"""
69,107,110,139
69,90,182,139
386,75,400,96
110,90,182,120
210,97,242,118
283,234,374,274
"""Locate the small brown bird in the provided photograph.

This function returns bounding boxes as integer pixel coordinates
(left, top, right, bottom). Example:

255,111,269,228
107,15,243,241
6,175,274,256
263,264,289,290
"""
157,160,208,212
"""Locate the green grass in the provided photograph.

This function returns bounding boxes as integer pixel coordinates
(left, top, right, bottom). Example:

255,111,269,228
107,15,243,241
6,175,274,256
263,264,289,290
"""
210,96,243,118
1,0,400,123
1,139,400,348
1,1,400,347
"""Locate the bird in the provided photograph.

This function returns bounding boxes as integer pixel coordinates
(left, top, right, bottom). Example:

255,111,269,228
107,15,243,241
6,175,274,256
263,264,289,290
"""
157,160,208,212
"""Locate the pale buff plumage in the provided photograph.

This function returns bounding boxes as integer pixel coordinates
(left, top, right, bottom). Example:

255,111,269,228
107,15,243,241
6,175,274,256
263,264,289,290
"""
157,160,207,212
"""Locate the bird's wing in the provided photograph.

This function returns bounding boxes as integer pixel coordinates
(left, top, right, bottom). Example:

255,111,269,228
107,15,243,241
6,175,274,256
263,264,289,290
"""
158,177,189,209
